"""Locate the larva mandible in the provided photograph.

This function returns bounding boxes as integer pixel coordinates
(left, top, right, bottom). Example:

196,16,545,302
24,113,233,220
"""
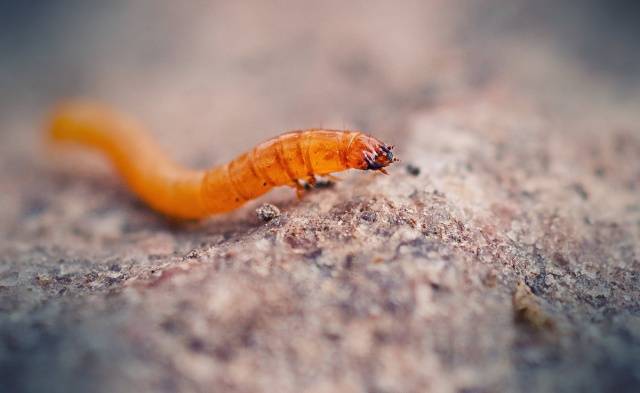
48,101,398,219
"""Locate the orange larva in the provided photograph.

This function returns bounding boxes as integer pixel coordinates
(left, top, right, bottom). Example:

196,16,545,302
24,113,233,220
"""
48,101,398,219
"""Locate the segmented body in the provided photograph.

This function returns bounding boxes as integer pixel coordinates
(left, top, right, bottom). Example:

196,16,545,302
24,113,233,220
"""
48,102,396,219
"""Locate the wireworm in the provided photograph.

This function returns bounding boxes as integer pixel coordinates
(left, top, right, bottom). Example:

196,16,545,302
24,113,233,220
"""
48,102,397,219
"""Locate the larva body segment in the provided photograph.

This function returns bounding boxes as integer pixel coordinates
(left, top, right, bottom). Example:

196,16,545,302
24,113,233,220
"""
201,131,350,214
48,102,396,219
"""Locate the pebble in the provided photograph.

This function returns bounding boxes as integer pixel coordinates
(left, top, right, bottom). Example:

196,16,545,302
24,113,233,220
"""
256,203,281,222
405,164,421,176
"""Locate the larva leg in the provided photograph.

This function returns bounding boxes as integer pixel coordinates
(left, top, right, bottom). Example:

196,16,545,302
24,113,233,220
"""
292,180,306,200
323,174,341,182
306,175,317,186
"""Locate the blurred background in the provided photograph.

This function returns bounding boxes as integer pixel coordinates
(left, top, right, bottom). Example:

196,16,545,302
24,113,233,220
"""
1,0,639,162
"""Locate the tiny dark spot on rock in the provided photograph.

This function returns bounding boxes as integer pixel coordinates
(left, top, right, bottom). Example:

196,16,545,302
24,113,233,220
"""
84,272,98,283
571,183,588,200
406,164,421,176
591,294,608,308
344,254,354,270
109,263,121,272
360,211,377,222
55,275,72,285
552,252,569,266
433,189,445,197
103,276,121,287
256,203,280,222
160,319,181,334
213,345,234,361
525,274,547,295
324,331,341,341
305,248,323,259
240,329,256,347
482,269,498,288
188,337,205,352
373,329,390,343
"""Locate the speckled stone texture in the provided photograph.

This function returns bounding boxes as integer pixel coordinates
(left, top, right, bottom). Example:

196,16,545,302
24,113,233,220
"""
1,2,639,393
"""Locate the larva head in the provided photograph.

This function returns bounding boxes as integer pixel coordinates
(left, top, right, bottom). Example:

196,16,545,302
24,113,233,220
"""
347,133,398,173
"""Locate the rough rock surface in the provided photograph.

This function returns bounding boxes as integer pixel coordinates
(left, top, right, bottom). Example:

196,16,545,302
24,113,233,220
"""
1,2,639,393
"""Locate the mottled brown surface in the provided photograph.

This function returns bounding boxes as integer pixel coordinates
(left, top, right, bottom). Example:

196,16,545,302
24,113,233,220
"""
1,2,639,393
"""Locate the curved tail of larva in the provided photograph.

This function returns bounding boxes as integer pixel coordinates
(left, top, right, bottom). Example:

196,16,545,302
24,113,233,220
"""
48,101,209,219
